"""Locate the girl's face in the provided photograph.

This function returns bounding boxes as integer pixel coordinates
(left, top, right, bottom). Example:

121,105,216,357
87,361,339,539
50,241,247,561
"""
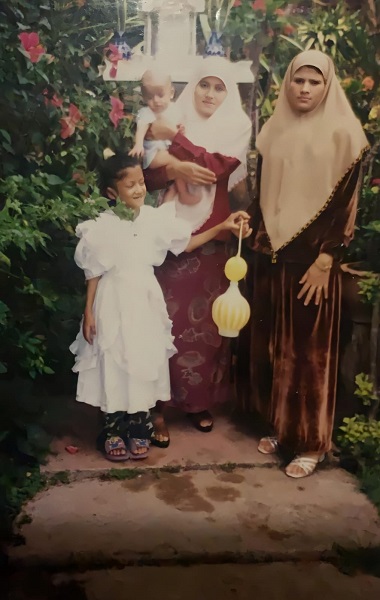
107,165,146,210
288,66,326,113
193,76,227,118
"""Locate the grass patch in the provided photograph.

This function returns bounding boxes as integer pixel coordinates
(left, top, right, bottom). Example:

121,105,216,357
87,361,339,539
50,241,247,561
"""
219,463,237,473
48,470,70,486
334,544,380,578
160,465,181,473
359,464,380,513
100,468,143,481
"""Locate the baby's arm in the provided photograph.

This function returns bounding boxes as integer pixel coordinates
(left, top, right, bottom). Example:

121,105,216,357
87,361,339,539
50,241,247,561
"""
129,121,150,157
184,211,252,253
83,276,101,344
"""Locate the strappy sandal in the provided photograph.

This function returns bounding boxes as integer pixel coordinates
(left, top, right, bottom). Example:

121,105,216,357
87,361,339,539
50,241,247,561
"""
187,411,214,433
104,436,130,462
151,413,170,448
128,438,150,460
285,454,325,479
258,436,278,455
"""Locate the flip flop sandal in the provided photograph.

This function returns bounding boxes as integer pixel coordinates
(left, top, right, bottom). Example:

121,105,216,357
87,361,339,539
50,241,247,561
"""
187,411,214,433
285,454,325,479
104,436,130,462
128,438,150,460
258,436,279,455
150,431,170,449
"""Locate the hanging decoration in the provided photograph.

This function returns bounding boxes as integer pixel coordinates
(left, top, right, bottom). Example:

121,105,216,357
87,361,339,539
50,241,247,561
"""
112,0,132,60
212,220,251,338
201,0,235,57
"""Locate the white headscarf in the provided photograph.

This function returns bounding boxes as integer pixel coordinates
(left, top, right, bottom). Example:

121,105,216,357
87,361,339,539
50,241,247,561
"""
173,57,252,231
257,50,369,252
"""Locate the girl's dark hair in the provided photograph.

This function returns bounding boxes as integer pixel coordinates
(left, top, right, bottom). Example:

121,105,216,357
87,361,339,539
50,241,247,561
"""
98,152,141,201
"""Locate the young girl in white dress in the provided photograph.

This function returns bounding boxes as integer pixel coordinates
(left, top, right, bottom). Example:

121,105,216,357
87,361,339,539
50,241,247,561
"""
70,151,250,462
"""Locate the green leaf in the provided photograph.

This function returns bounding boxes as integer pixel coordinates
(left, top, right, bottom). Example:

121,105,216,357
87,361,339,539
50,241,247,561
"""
0,252,11,267
0,362,7,374
0,129,11,144
46,174,65,185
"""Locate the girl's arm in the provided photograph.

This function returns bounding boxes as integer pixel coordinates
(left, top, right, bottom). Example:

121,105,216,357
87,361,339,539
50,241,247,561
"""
185,211,251,253
83,276,101,345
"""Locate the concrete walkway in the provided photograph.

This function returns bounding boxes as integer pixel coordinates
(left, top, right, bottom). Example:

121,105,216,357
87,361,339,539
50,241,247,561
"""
6,401,380,597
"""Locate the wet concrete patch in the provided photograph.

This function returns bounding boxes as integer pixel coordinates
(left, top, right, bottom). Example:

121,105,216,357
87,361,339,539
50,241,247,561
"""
217,472,245,484
153,472,214,513
205,486,241,502
122,473,156,493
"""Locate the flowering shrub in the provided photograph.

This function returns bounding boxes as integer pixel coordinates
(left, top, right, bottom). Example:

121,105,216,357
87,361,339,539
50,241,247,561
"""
0,0,142,531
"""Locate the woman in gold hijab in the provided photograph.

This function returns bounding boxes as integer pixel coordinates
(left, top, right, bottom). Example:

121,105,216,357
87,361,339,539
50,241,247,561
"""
240,50,369,478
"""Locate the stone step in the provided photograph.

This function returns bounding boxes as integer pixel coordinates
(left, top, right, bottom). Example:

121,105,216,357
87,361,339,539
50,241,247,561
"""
8,466,380,569
6,563,380,599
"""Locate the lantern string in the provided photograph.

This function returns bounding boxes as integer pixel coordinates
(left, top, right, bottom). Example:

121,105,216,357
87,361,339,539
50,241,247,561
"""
237,219,243,257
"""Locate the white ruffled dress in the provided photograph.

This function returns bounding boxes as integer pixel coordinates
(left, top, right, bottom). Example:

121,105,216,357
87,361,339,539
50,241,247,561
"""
70,203,192,414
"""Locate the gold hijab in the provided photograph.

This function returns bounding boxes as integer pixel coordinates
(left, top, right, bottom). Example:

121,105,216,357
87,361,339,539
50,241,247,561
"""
256,50,369,252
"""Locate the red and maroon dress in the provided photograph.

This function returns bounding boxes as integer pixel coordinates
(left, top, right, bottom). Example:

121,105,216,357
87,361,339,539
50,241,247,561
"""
144,132,240,413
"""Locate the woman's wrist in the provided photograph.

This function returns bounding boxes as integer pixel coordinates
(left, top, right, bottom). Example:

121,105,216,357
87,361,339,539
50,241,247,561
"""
314,253,333,272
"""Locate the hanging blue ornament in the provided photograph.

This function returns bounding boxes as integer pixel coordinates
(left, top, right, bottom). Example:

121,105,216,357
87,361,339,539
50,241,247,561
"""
205,31,225,57
112,31,132,60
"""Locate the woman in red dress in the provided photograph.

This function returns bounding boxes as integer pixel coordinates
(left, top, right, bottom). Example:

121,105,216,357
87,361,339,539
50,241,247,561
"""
144,57,252,444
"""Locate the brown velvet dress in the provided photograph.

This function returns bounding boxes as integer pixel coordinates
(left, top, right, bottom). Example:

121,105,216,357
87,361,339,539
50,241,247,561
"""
238,156,362,454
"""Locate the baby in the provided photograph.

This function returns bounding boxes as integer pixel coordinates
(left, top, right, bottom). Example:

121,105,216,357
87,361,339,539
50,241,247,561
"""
130,69,201,206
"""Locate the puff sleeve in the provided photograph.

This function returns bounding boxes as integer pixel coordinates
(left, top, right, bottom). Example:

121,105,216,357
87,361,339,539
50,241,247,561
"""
152,203,193,257
74,213,118,279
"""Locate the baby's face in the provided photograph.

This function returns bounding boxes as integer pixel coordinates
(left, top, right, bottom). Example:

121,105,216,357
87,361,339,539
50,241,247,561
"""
142,82,174,114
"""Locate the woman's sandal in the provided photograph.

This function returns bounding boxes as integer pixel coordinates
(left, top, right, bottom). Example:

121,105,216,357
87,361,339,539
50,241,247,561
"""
258,436,279,455
128,438,150,460
104,436,130,462
285,454,325,479
151,414,170,448
187,411,214,433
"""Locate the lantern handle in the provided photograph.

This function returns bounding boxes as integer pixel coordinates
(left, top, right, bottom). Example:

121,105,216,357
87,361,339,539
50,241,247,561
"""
237,218,243,257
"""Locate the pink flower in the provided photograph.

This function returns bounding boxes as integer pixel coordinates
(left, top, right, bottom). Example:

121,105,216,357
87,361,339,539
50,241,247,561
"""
109,96,125,129
106,44,123,78
283,24,295,36
18,32,46,63
233,1,242,6
60,104,84,139
252,0,266,10
43,89,63,109
362,76,375,92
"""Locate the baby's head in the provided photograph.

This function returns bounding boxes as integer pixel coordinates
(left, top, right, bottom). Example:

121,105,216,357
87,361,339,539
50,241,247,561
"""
99,152,146,210
141,69,174,114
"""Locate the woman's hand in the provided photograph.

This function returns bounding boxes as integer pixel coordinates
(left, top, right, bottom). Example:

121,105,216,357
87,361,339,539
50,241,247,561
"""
222,211,251,235
167,160,217,186
83,310,96,345
297,263,331,306
147,119,178,141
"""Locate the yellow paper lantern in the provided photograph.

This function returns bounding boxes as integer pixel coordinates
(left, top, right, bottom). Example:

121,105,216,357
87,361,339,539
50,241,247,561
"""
212,220,251,338
212,281,250,337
